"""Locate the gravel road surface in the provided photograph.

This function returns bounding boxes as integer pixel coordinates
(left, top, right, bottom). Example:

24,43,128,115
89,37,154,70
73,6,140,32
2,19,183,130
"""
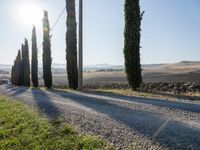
1,85,200,150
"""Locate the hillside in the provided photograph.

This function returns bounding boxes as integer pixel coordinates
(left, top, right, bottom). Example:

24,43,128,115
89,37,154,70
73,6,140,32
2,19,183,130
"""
143,61,200,82
1,61,200,84
144,61,200,73
84,61,200,84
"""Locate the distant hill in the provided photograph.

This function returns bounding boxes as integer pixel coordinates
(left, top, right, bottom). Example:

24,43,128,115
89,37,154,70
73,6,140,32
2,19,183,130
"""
1,61,200,72
2,61,200,84
142,64,166,69
0,64,12,69
144,61,200,73
0,70,9,74
84,64,124,71
38,63,66,69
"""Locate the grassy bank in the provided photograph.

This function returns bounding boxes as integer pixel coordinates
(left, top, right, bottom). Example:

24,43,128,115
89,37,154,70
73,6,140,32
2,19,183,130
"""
0,95,112,150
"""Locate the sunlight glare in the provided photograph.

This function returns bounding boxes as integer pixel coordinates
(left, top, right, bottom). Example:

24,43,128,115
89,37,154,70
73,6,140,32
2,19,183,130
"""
16,1,43,26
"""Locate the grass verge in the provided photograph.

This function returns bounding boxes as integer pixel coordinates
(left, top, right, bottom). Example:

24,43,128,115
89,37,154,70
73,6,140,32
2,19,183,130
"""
84,88,172,99
86,89,200,101
0,95,113,150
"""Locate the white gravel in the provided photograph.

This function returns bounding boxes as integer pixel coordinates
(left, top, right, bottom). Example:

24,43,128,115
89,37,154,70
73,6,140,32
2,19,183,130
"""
1,85,200,150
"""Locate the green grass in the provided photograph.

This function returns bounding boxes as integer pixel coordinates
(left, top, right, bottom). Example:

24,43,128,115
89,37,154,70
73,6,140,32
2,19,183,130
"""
0,95,113,150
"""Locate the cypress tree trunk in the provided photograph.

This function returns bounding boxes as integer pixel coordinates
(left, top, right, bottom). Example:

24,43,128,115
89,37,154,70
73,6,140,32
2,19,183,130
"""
42,11,52,89
124,0,143,90
66,0,78,89
24,39,31,87
31,26,38,87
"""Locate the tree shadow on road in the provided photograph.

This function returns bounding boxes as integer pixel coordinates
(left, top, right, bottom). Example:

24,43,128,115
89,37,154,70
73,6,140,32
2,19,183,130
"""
31,88,62,119
49,89,200,150
6,86,29,96
84,91,200,113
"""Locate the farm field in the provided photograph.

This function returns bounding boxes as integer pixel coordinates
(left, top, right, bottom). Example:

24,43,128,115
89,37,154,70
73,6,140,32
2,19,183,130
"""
1,61,200,86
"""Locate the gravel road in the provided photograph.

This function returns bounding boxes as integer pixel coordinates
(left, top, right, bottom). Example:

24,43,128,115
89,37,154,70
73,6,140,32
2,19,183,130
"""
1,85,200,150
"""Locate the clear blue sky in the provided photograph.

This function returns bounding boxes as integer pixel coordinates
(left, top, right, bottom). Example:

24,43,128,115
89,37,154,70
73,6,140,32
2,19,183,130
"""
0,0,200,65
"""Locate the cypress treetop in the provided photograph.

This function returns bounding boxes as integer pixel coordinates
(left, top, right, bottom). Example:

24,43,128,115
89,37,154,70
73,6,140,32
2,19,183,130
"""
42,10,52,89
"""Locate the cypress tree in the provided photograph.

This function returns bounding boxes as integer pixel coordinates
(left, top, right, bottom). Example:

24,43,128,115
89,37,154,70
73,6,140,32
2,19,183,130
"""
25,39,31,87
18,50,22,86
21,44,25,86
42,11,52,89
66,0,78,89
31,25,38,87
13,50,22,86
23,39,31,87
124,0,144,90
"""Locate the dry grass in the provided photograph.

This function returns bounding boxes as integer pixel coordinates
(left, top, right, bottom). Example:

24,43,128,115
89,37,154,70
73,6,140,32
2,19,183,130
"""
85,88,200,101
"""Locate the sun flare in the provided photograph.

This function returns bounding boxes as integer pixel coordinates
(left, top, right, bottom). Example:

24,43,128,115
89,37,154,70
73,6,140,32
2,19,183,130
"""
16,1,43,26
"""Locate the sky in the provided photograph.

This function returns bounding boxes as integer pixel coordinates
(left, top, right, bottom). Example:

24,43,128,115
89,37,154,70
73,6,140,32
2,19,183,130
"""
0,0,200,65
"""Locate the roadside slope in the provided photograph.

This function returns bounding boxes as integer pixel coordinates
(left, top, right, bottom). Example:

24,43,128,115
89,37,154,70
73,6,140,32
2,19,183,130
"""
0,95,112,150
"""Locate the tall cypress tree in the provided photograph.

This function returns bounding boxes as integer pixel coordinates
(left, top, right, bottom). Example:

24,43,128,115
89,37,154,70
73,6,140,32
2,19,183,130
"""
66,0,78,89
42,11,52,89
23,39,31,87
24,39,31,87
13,50,22,86
124,0,144,90
31,25,38,87
21,44,25,86
18,50,22,86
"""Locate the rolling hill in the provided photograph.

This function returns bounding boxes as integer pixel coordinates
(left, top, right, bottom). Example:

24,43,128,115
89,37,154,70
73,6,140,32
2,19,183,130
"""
1,61,200,84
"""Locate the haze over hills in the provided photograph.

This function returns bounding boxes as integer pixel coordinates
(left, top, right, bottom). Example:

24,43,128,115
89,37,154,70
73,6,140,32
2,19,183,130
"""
49,61,200,71
1,61,200,70
2,63,124,70
0,64,12,69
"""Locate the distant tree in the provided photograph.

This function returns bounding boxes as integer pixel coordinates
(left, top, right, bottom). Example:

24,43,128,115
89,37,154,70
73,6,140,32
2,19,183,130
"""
124,0,144,90
42,11,52,89
31,25,38,87
66,0,78,89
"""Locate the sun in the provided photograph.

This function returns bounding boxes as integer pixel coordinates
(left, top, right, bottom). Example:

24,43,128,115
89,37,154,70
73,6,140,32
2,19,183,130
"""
16,1,43,26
